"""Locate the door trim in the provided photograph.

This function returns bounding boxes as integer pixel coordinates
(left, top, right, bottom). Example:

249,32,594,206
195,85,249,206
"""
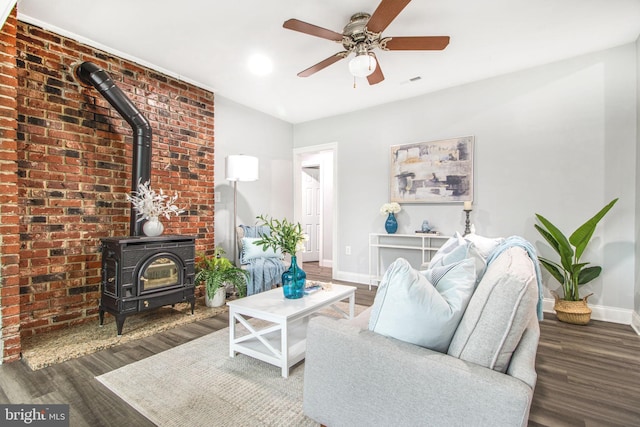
293,143,338,278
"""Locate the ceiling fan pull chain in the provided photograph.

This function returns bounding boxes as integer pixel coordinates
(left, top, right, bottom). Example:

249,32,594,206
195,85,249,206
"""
353,76,357,89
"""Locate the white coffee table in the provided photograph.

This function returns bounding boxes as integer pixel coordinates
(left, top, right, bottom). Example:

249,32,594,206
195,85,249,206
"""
227,283,356,378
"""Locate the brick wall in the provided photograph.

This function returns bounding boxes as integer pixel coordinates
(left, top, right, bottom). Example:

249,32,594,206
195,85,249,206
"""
0,8,19,363
11,21,215,348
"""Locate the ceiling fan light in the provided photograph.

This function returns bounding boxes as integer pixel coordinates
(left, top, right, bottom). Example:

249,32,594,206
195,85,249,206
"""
349,53,377,78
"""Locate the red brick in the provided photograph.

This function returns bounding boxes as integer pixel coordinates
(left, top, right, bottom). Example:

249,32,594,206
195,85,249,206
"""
7,19,215,358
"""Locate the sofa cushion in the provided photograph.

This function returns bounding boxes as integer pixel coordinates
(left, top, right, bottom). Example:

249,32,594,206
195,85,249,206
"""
368,257,476,353
241,237,282,264
447,246,538,372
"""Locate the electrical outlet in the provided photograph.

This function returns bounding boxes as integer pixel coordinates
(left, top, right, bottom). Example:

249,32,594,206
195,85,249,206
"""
345,246,351,255
214,192,221,203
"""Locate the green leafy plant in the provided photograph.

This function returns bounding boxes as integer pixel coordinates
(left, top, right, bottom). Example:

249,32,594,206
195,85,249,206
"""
195,247,248,299
534,198,618,301
254,214,306,255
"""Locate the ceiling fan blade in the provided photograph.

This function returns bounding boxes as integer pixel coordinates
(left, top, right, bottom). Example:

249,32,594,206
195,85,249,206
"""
283,19,343,42
366,0,412,34
298,52,348,77
367,54,385,85
383,36,450,51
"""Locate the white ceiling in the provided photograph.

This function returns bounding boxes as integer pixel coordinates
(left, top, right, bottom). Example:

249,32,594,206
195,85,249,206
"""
16,0,640,124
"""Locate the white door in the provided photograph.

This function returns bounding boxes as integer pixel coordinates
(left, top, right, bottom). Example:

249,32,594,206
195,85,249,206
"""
301,166,320,262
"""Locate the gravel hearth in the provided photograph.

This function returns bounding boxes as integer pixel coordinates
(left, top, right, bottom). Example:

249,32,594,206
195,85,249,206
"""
21,298,227,370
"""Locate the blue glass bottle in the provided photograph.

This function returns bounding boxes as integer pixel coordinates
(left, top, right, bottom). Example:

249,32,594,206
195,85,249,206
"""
282,255,306,299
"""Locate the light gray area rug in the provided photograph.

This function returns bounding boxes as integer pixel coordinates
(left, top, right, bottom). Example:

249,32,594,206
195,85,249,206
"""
96,304,366,426
97,324,315,426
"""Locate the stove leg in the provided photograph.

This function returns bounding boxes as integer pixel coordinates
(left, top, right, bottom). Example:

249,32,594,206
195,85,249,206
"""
190,298,195,315
115,314,126,336
99,309,104,326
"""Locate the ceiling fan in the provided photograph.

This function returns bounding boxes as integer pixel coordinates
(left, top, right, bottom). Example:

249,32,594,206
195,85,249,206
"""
283,0,450,85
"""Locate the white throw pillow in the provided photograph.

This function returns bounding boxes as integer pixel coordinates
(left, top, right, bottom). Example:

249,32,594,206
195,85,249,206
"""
463,233,504,259
463,233,505,281
368,257,476,353
429,232,468,267
241,237,282,263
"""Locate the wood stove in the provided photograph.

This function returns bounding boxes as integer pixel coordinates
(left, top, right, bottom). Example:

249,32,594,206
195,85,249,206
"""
99,235,196,336
78,63,197,336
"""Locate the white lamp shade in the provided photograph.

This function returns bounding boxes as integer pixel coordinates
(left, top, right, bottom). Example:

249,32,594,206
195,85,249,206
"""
225,155,259,182
349,54,377,78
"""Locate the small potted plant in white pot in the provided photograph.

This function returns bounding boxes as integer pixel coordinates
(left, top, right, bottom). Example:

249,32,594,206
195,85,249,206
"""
195,248,248,307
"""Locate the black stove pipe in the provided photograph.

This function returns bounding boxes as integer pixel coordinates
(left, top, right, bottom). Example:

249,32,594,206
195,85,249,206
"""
75,61,151,236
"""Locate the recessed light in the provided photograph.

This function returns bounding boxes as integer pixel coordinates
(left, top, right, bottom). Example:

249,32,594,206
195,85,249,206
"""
248,53,273,76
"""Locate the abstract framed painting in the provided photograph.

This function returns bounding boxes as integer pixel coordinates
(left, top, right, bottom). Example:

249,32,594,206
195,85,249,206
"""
390,136,474,203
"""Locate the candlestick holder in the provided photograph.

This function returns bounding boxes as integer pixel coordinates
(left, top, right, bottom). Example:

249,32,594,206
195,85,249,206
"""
463,209,472,236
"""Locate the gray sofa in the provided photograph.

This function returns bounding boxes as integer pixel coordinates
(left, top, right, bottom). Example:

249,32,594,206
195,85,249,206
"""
303,245,540,427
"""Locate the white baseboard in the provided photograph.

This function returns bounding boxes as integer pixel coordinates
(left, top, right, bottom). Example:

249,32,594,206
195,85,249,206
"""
632,311,640,335
333,278,639,331
334,270,369,285
319,259,333,268
543,297,637,326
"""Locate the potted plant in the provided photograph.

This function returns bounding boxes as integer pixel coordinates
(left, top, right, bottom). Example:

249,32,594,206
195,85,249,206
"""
254,214,307,299
534,198,618,324
195,248,248,307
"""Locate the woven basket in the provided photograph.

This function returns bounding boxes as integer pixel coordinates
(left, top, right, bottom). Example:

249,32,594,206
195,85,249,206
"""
551,291,593,325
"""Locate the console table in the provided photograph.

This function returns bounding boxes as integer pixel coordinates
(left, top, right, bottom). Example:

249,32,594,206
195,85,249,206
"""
368,233,450,288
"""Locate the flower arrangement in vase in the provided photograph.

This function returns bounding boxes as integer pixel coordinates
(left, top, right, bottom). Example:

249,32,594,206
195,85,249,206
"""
126,179,185,236
254,214,308,299
380,202,401,234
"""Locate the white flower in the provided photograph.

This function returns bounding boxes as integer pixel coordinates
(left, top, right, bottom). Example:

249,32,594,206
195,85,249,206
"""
126,179,186,221
380,202,401,215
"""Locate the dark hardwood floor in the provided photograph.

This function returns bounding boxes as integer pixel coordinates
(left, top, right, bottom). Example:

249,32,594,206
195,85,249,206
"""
1,262,638,426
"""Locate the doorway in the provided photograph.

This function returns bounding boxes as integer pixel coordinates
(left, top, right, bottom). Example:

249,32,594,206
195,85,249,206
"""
301,166,320,263
293,143,337,278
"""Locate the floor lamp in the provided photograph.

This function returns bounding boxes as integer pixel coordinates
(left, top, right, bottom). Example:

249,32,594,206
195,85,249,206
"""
226,155,259,264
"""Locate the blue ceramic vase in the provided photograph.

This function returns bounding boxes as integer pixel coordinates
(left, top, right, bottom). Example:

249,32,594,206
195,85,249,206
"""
385,213,398,234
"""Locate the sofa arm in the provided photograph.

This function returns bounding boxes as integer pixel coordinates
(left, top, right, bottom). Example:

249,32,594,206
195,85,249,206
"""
303,316,534,427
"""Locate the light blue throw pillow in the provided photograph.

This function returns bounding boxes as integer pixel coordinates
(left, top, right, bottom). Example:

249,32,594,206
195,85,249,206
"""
241,237,282,264
368,257,476,353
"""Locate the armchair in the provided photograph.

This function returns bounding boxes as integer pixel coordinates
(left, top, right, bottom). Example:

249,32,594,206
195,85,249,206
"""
236,225,285,296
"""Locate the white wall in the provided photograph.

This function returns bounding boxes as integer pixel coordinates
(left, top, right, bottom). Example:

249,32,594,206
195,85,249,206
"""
294,44,637,314
214,96,294,258
635,35,640,332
